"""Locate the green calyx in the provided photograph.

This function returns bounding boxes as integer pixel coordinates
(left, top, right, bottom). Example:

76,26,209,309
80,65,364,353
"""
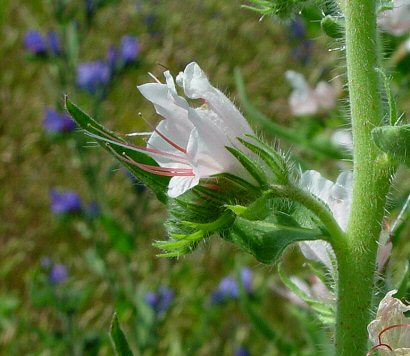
321,15,344,39
372,124,410,167
242,0,311,20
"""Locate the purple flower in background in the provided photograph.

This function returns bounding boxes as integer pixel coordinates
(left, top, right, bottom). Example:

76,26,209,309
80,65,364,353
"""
240,267,253,293
49,264,68,284
76,61,110,94
50,189,82,215
46,31,61,56
120,36,140,64
211,268,253,304
144,286,174,315
43,108,76,133
235,347,251,356
290,16,306,39
106,46,119,72
23,30,47,55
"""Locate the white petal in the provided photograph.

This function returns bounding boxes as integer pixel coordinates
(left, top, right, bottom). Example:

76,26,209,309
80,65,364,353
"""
299,240,335,273
137,82,192,129
167,175,200,198
299,170,353,231
368,290,410,350
314,81,337,110
180,62,254,138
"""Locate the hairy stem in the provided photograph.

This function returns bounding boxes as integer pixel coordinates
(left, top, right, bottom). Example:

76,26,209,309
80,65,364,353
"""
269,184,346,244
335,1,394,354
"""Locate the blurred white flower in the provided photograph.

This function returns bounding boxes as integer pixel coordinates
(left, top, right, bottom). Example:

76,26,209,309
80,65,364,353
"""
331,129,353,151
272,275,333,308
378,0,410,36
298,170,393,272
285,71,337,116
367,290,410,355
298,170,352,273
133,62,255,197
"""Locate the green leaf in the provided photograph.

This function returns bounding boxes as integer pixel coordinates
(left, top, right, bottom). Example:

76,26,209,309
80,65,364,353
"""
225,146,267,186
228,215,325,264
375,67,397,126
239,136,289,184
371,124,410,166
65,98,170,203
278,264,335,325
321,15,344,39
110,313,134,356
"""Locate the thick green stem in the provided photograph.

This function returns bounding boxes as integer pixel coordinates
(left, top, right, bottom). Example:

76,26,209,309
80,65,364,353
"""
335,1,394,354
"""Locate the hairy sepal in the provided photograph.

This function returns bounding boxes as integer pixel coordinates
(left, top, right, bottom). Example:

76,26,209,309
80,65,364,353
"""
372,124,410,167
227,211,325,264
65,98,170,203
243,0,312,20
238,135,289,184
321,15,344,39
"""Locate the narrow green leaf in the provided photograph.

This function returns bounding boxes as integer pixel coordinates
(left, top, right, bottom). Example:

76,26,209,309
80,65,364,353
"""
65,98,170,203
110,313,134,356
238,137,288,183
372,124,410,166
225,146,267,186
278,264,335,325
375,67,397,126
181,212,235,232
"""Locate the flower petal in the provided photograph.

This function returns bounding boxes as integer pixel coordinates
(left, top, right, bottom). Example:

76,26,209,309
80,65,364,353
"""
167,175,200,198
178,62,253,138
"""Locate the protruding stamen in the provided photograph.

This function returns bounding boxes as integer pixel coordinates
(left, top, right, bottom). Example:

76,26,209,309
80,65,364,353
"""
148,72,162,84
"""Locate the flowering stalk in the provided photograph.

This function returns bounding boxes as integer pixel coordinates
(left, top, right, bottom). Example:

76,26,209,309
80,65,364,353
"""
334,1,395,354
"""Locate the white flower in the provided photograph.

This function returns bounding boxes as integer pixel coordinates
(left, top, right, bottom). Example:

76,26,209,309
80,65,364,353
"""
378,0,410,36
298,170,394,274
298,170,353,272
272,275,333,310
331,129,353,151
125,62,255,198
285,71,337,116
367,290,410,355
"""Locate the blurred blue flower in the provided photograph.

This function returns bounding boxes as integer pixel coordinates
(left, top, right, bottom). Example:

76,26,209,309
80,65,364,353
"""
106,46,119,72
211,268,253,304
46,31,62,56
144,286,174,315
120,36,140,64
50,189,82,215
288,17,312,64
43,108,76,133
235,347,251,356
49,264,68,284
240,267,253,292
76,61,110,94
23,30,47,55
290,16,306,39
